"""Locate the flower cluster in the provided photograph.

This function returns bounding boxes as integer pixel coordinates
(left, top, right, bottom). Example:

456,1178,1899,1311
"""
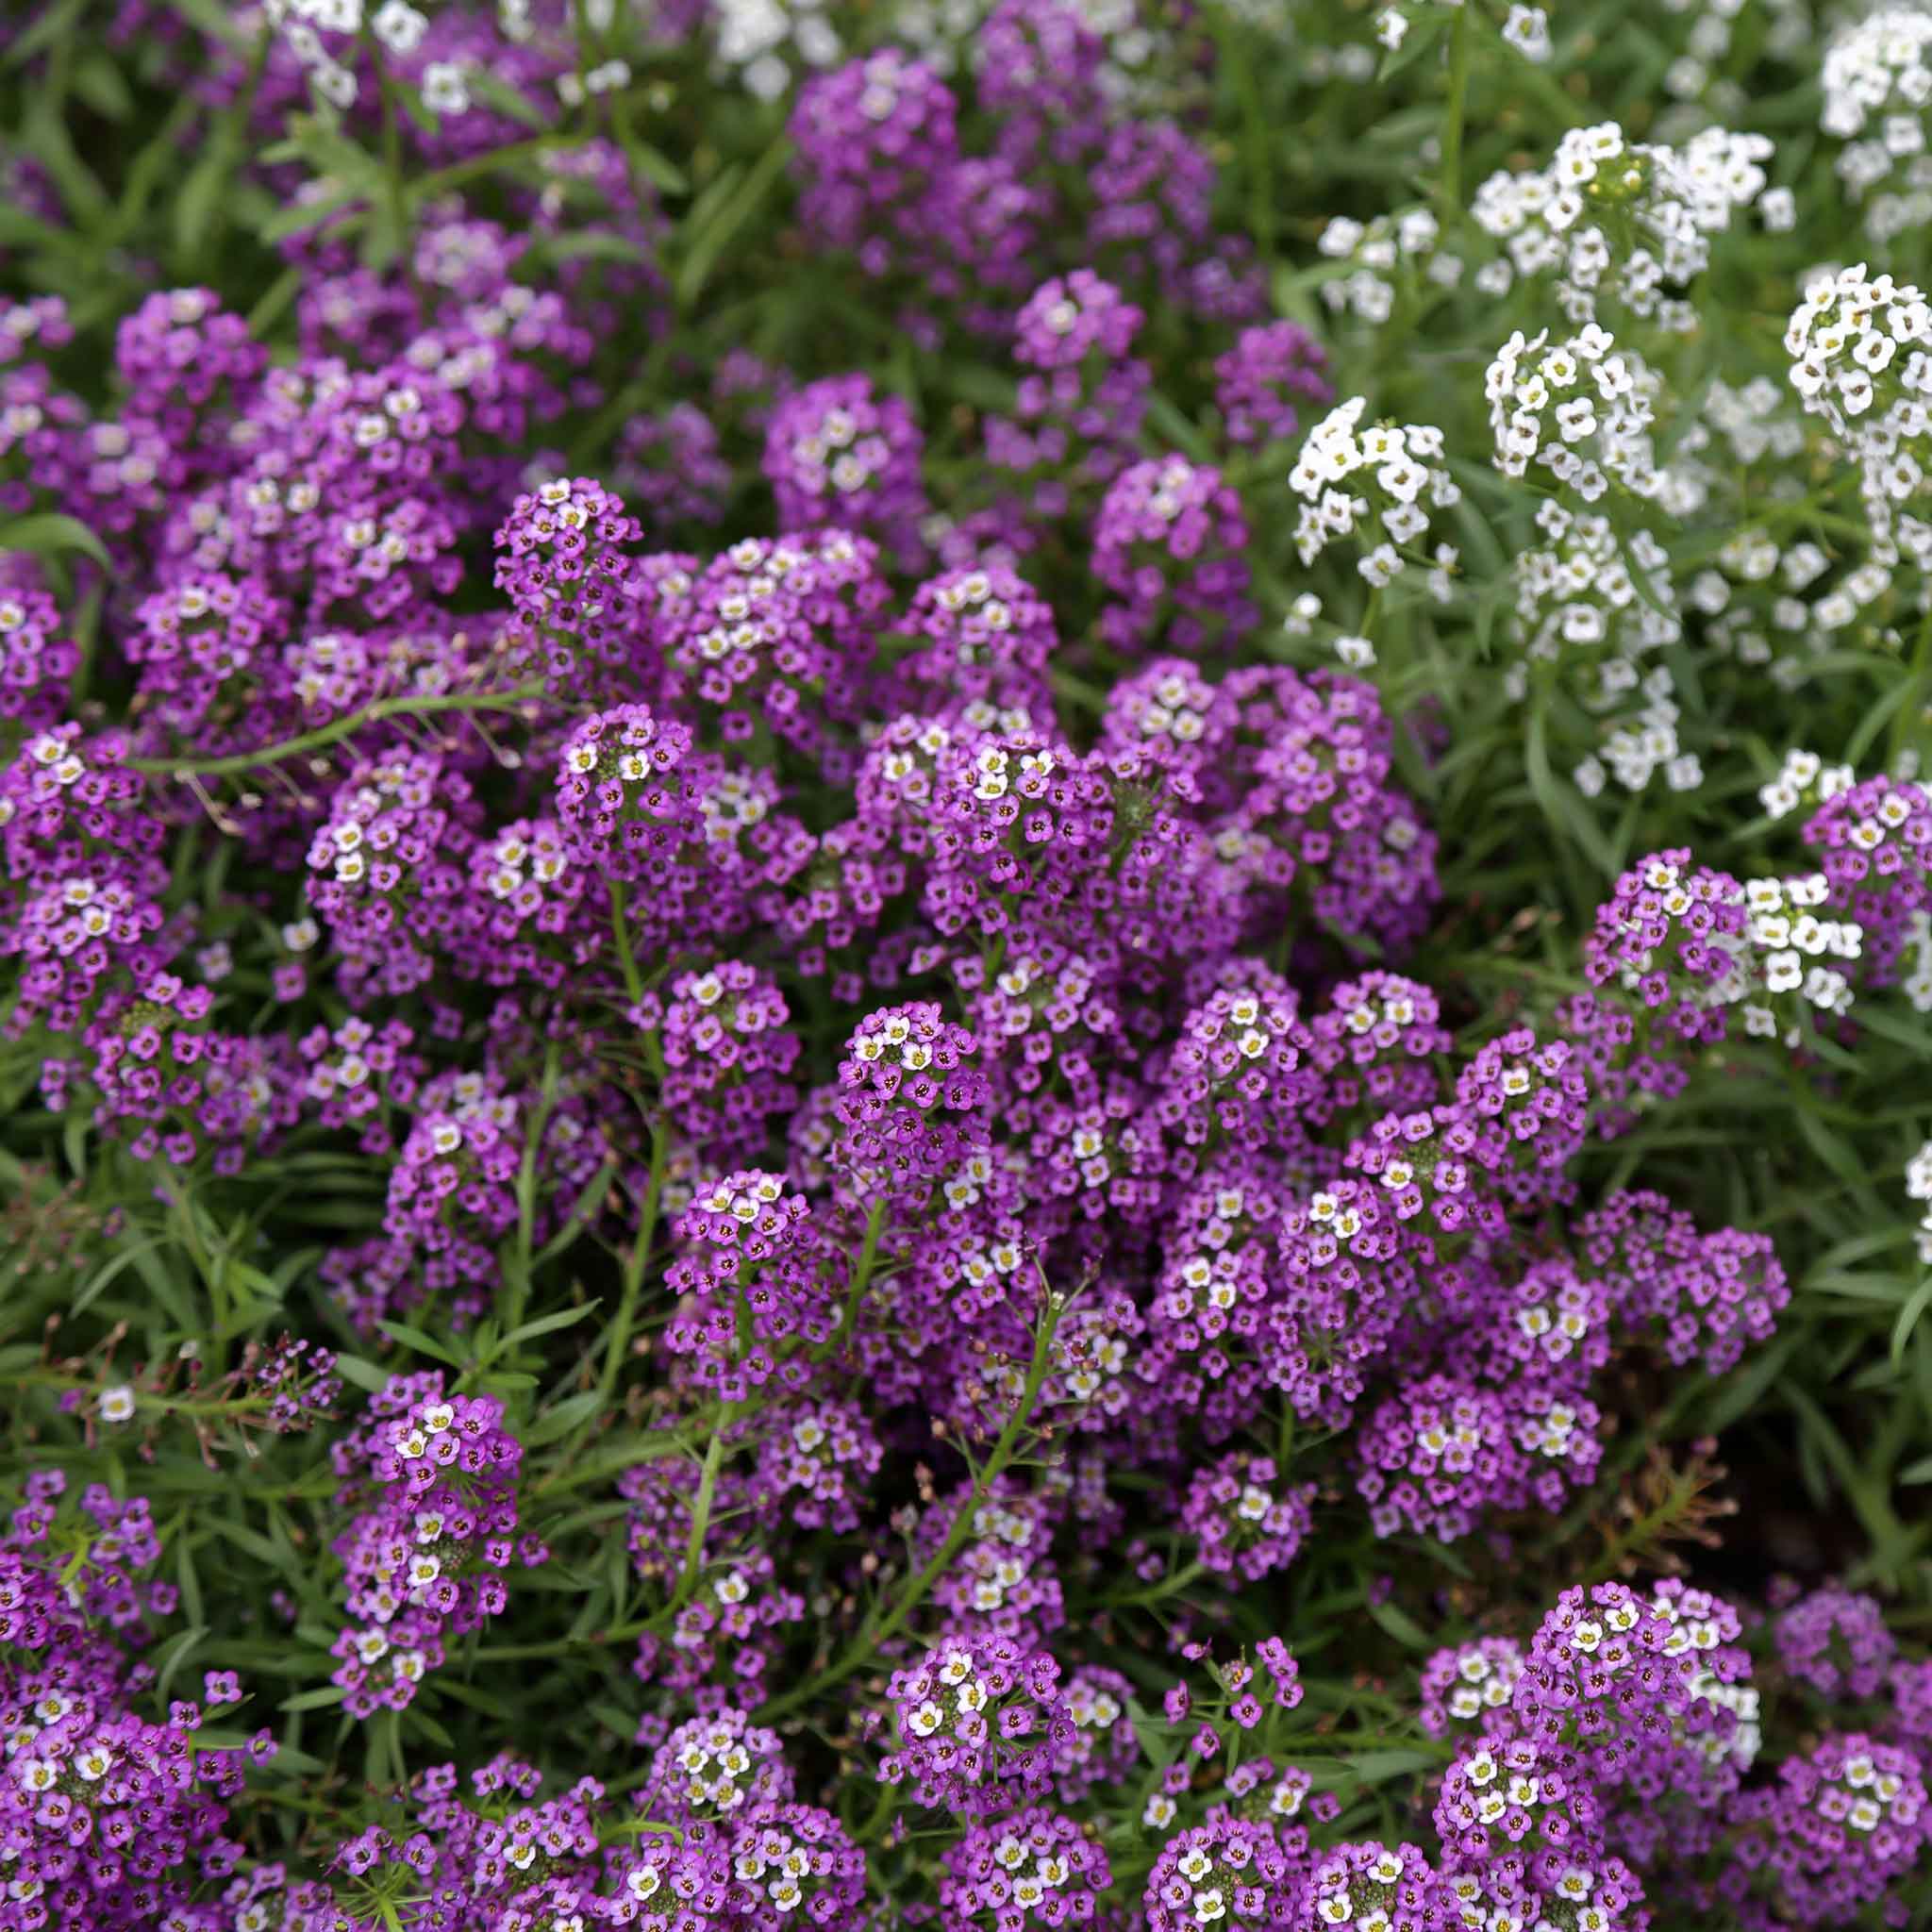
329,1377,544,1717
882,1632,1070,1816
4,6,1932,1931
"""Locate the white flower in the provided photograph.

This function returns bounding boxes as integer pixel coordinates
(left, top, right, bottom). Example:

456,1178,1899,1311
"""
1502,6,1552,61
422,62,472,115
98,1386,137,1424
372,0,426,53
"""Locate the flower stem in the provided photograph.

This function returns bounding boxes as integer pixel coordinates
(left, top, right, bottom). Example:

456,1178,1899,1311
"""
1439,3,1474,215
125,686,543,777
594,1122,668,1411
756,1293,1065,1724
608,880,647,1008
826,1196,889,1357
671,1407,734,1611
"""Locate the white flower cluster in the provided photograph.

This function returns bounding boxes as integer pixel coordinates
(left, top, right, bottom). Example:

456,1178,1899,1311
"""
1824,7,1932,235
788,404,894,502
1734,874,1862,1037
478,822,570,907
1907,1139,1932,1263
1704,375,1808,467
1758,746,1857,820
1786,264,1932,569
672,1719,767,1813
261,0,362,110
1901,911,1932,1012
1444,1647,1521,1724
1814,1746,1917,1837
1484,323,1659,496
1693,533,1841,687
1587,854,1858,1036
713,0,840,101
8,730,87,800
1318,208,1461,325
1508,497,1679,666
1661,0,1809,113
1574,661,1703,798
696,1171,789,1228
1824,5,1932,142
1474,123,1774,330
700,766,774,847
557,58,633,107
1784,265,1932,430
1289,398,1461,591
904,1642,994,1740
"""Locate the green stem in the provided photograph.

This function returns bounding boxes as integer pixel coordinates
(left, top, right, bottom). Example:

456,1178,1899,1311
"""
756,1295,1065,1724
368,30,412,270
125,686,542,777
671,1408,734,1611
1109,1558,1207,1612
1890,599,1932,765
594,1123,669,1410
1439,2,1474,216
501,1045,561,1343
826,1197,889,1357
608,880,647,1008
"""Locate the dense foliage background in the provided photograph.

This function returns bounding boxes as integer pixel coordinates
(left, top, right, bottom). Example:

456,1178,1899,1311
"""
2,0,1931,1927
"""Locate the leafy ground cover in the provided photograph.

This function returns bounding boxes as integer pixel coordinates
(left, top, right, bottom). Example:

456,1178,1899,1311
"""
2,0,1932,1927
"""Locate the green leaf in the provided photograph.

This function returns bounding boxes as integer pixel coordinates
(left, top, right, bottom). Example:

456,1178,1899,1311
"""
0,513,111,571
523,1391,607,1448
1891,1273,1932,1371
501,1302,598,1350
1343,1747,1439,1784
259,186,367,246
1367,1599,1432,1652
73,54,134,120
280,1685,350,1713
675,133,793,312
1375,8,1447,81
154,1625,209,1706
462,67,547,131
4,0,88,65
376,1320,463,1366
1125,1700,1182,1772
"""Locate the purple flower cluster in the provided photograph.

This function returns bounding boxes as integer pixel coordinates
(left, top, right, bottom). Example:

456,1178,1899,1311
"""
328,1375,544,1717
644,1707,794,1821
1142,1817,1303,1930
1180,1451,1317,1582
788,8,1264,328
763,375,928,562
0,1476,275,1932
1774,1586,1899,1702
1420,1637,1527,1736
5,8,1926,1925
1214,321,1335,448
882,1631,1070,1816
1093,455,1255,655
939,1806,1111,1929
646,958,802,1159
1804,774,1932,984
835,999,989,1188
